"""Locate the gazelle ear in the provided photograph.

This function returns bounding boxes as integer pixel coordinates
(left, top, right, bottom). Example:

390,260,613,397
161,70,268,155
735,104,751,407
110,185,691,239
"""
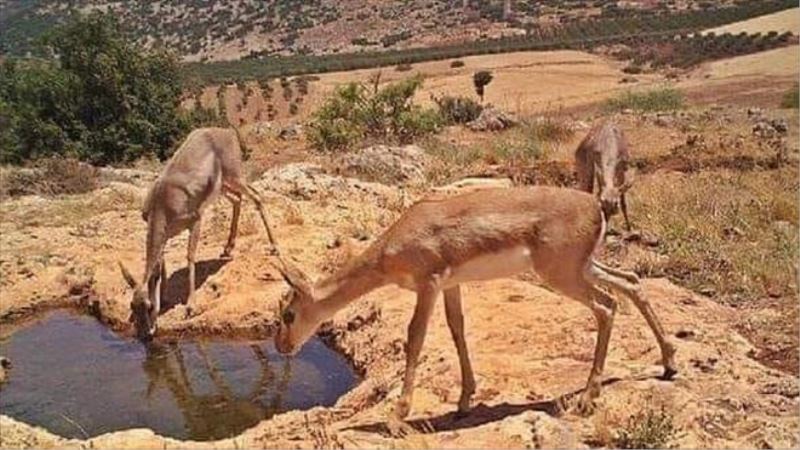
118,261,138,289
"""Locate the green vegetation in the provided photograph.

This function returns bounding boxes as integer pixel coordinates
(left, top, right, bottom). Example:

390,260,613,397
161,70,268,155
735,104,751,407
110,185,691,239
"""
473,71,493,102
614,406,680,449
433,95,483,124
618,31,794,69
307,75,441,152
781,84,799,109
0,13,217,165
604,87,685,113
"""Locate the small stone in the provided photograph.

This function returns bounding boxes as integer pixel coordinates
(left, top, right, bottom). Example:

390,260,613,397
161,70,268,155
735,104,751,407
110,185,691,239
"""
699,286,716,297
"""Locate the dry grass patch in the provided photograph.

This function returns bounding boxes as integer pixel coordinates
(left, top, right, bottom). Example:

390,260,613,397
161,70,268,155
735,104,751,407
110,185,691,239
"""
630,167,798,304
0,158,99,200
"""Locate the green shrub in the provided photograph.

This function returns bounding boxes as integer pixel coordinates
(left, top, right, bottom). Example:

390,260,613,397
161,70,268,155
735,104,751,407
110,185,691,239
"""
780,84,799,109
613,406,680,449
604,87,685,113
308,76,441,152
434,95,483,124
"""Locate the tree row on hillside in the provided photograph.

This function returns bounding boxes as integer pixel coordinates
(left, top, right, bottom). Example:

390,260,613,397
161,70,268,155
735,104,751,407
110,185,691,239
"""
185,0,797,84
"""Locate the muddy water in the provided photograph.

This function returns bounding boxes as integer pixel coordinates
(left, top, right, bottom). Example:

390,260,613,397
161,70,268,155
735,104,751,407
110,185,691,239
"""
0,310,358,441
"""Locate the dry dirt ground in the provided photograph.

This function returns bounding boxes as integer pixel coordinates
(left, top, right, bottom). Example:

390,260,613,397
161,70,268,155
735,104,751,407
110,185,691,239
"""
704,7,800,36
1,48,799,448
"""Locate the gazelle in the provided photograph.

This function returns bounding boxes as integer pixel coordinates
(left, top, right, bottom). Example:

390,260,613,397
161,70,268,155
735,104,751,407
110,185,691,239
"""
119,127,277,340
575,122,633,230
272,186,676,419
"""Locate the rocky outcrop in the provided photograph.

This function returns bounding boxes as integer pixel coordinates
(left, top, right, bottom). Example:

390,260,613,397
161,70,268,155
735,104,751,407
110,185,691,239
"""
467,106,517,131
336,144,429,186
254,163,405,205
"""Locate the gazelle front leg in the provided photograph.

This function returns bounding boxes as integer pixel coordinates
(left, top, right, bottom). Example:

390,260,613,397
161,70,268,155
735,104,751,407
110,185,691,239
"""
394,281,439,420
186,218,202,312
620,192,632,231
444,285,476,415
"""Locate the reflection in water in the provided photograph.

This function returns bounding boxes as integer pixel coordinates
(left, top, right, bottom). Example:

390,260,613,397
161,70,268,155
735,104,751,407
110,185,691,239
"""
141,342,293,440
0,311,358,441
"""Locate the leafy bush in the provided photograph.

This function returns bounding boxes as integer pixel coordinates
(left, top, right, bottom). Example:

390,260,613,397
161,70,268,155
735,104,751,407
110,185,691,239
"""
613,406,680,449
781,84,799,109
0,12,214,165
604,87,685,113
433,95,483,124
308,75,441,152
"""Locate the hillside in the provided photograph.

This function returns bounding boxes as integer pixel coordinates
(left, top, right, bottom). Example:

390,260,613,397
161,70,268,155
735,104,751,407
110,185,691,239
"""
0,0,779,62
704,7,799,35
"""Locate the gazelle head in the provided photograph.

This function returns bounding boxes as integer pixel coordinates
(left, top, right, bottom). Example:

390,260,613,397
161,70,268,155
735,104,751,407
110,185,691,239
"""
598,173,633,218
273,261,321,356
118,262,156,341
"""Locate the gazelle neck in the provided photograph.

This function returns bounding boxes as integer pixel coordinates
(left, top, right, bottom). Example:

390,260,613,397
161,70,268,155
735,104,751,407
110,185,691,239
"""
311,251,386,320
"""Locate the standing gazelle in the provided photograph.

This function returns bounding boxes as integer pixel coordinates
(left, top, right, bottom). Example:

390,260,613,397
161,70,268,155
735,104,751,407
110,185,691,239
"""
119,127,277,340
272,186,676,419
575,122,633,230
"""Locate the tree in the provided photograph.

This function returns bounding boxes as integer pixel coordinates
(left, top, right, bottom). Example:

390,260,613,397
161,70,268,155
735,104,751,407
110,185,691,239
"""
0,12,212,164
473,70,494,102
503,0,512,21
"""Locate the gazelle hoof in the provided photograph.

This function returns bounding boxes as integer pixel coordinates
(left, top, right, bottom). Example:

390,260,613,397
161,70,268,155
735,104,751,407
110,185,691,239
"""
393,399,411,419
661,366,678,380
386,415,413,438
572,394,596,416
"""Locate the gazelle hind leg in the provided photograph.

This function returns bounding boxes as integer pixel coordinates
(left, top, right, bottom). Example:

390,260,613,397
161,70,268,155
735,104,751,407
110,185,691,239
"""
543,267,617,416
443,285,476,415
589,262,677,378
244,184,279,254
221,190,242,259
592,260,639,284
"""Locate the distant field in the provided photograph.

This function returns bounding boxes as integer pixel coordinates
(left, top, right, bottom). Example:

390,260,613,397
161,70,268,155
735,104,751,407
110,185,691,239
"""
704,7,799,35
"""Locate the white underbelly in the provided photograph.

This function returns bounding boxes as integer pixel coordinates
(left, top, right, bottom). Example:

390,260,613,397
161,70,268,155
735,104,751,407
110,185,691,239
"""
442,245,532,289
